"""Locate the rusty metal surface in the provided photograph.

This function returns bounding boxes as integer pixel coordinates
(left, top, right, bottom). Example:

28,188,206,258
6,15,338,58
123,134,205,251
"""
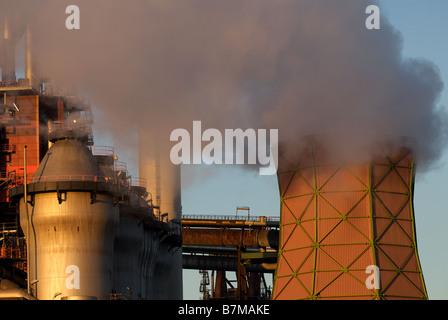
182,228,278,249
273,136,427,300
182,216,279,228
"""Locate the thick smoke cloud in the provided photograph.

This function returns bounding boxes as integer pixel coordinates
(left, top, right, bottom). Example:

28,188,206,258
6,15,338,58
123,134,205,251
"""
4,0,447,172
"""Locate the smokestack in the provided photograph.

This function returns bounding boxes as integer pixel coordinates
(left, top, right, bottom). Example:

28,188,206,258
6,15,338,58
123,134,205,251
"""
138,128,183,299
1,15,16,81
25,22,32,85
138,136,182,222
272,136,427,300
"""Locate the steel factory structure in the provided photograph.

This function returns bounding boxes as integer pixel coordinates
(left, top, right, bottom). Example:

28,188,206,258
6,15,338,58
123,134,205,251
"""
0,9,427,301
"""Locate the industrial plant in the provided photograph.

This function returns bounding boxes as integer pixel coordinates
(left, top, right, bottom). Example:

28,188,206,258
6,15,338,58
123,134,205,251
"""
0,19,186,299
0,11,278,300
0,3,430,301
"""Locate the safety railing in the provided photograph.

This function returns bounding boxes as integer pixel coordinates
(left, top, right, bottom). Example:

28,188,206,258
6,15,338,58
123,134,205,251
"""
88,145,115,156
48,119,92,132
28,175,110,184
48,119,93,142
6,176,30,189
0,79,30,88
8,175,112,187
7,174,144,193
129,177,147,188
182,214,280,222
114,161,127,172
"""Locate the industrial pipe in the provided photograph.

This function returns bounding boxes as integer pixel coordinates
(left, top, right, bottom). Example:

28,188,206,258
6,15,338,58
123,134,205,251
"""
182,255,276,274
182,245,270,255
182,218,279,228
182,228,279,249
25,23,32,85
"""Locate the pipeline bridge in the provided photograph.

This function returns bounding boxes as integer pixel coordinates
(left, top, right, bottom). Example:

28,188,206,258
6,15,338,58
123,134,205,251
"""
181,214,280,300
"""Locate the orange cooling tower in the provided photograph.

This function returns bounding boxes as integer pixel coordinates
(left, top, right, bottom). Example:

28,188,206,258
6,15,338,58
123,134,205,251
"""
272,136,427,300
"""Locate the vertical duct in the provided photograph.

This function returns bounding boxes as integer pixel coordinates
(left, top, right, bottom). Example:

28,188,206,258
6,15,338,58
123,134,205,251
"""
1,15,16,81
57,99,64,120
138,129,183,299
272,136,427,300
139,139,182,223
25,22,32,85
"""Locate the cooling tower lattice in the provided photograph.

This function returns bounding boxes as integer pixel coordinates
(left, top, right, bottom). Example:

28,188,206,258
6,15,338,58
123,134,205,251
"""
272,136,427,300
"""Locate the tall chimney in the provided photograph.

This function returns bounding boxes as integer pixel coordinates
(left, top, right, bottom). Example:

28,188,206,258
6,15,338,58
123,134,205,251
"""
138,129,183,299
272,136,427,300
1,15,16,81
25,22,33,85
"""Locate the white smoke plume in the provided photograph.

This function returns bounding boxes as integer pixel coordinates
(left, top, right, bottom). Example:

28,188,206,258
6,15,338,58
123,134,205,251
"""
3,0,446,172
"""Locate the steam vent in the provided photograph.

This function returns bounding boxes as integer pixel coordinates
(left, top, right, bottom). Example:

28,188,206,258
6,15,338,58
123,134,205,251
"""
272,136,427,300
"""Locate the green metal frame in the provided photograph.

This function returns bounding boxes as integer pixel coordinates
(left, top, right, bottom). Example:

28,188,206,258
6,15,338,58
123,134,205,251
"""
272,138,428,300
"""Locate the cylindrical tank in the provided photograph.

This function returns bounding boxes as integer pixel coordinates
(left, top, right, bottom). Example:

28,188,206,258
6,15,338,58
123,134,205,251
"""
141,226,161,299
113,213,144,299
18,139,119,300
272,136,427,300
